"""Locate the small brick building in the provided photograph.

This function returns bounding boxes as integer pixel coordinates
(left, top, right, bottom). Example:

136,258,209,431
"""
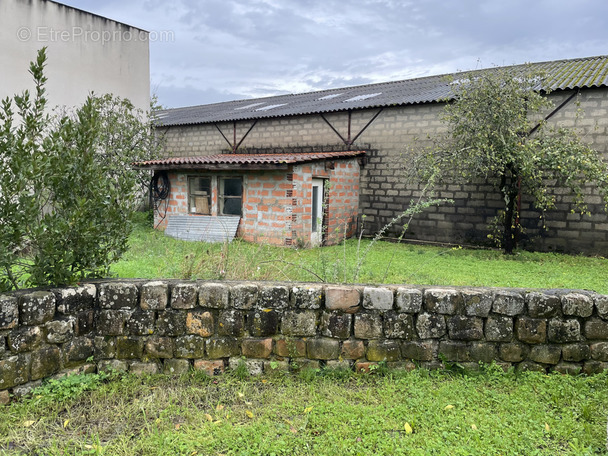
137,151,364,246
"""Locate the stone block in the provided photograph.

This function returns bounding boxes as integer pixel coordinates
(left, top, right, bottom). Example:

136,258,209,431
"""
291,285,323,309
55,284,96,314
362,287,393,311
552,363,582,375
186,311,214,337
199,282,230,309
156,310,187,337
325,360,352,371
259,285,290,309
96,310,131,336
248,309,279,336
424,288,462,315
354,314,383,339
0,390,9,405
447,316,483,341
395,288,422,313
516,361,546,373
30,346,61,380
75,310,95,336
307,338,340,360
499,343,528,362
125,310,155,336
590,342,608,361
8,326,43,353
63,337,94,365
415,313,446,339
526,292,560,318
584,319,608,340
98,282,138,310
229,357,264,375
130,362,160,375
0,295,18,330
515,317,547,344
194,359,224,375
98,359,128,373
242,338,273,358
492,291,525,316
218,310,244,337
439,341,470,362
561,292,593,318
583,361,608,375
0,355,29,389
19,291,55,325
94,336,116,359
175,335,206,359
45,319,74,344
367,340,401,362
281,311,317,337
401,341,436,361
383,313,415,339
325,287,360,314
115,336,144,359
485,316,513,342
145,336,174,359
341,340,365,359
529,345,561,365
562,343,591,362
354,361,379,373
469,342,497,363
206,337,240,359
170,283,198,309
548,319,581,343
461,289,493,317
140,281,168,310
231,284,259,310
275,338,307,358
320,312,352,339
596,295,608,320
163,359,190,375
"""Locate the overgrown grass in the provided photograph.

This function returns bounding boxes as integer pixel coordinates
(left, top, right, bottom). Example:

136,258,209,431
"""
1,367,606,455
111,216,608,293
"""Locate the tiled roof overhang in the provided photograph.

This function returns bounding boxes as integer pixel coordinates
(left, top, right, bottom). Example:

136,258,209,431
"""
134,151,366,170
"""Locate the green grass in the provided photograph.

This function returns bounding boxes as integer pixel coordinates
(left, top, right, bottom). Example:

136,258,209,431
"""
110,217,608,293
1,367,607,455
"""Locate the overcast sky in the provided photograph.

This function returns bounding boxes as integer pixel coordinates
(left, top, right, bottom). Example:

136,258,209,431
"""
58,0,608,109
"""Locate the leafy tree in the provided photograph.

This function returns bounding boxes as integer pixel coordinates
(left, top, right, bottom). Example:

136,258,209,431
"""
409,65,608,254
0,48,162,290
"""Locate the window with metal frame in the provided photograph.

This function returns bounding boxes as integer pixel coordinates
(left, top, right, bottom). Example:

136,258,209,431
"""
219,177,242,216
188,176,211,214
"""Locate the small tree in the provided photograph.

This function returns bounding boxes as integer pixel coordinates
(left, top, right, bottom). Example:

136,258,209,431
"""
0,48,162,290
409,65,608,254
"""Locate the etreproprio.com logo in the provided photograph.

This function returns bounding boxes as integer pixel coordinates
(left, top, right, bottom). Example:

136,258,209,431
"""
17,26,174,44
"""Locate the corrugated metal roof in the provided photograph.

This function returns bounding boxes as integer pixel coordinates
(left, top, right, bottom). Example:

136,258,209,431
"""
135,151,365,169
165,215,240,243
156,55,608,127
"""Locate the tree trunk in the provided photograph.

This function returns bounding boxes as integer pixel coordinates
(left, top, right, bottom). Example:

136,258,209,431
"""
501,168,519,255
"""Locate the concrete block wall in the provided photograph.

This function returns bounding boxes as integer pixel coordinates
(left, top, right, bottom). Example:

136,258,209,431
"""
2,281,608,402
158,87,608,254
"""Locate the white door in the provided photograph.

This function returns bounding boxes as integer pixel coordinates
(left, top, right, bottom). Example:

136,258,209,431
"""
311,179,324,246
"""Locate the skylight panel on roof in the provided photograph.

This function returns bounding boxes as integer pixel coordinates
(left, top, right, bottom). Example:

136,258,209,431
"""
318,93,343,100
343,92,382,103
234,102,265,110
255,103,288,111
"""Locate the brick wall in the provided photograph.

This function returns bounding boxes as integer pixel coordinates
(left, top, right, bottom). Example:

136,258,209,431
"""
153,159,360,247
2,280,608,402
158,87,608,254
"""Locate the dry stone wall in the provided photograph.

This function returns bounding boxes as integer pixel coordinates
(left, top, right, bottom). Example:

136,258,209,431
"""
1,280,608,403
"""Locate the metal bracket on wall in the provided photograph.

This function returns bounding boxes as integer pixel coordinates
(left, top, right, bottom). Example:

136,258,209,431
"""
320,108,384,149
214,120,258,153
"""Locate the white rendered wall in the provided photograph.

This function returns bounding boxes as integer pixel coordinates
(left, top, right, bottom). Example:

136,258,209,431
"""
0,0,150,112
